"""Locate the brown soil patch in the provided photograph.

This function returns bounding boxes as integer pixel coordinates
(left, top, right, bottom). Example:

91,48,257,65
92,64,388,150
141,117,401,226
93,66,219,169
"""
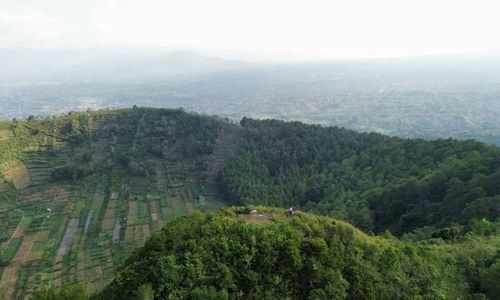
12,235,37,263
150,200,158,221
53,277,62,288
12,224,26,239
101,210,116,231
238,212,272,225
91,267,103,283
127,201,138,226
101,199,117,232
51,186,70,204
35,230,50,242
150,200,158,214
185,202,194,214
2,160,30,189
157,220,165,228
142,224,151,239
19,191,41,202
0,265,20,299
52,257,63,287
27,250,44,261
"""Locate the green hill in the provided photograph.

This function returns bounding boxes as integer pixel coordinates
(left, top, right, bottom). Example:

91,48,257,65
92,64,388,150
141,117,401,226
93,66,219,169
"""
0,107,499,299
220,118,500,234
96,207,499,299
0,108,229,298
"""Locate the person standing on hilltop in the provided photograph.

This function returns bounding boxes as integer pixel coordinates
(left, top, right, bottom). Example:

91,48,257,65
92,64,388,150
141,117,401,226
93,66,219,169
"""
288,206,294,217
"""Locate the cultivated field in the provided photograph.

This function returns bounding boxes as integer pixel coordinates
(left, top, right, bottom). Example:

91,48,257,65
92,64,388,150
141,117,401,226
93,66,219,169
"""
0,158,223,298
0,111,228,298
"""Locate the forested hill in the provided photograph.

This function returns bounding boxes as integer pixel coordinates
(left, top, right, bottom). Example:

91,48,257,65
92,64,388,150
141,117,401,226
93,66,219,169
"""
220,118,500,234
97,207,500,299
0,108,228,298
2,108,500,298
2,107,500,237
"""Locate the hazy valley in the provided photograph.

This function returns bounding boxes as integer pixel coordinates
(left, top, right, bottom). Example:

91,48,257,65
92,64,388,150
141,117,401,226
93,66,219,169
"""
2,50,500,145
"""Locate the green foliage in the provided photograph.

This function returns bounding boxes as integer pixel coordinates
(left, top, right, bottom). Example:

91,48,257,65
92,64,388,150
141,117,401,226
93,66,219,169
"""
30,284,86,300
98,207,480,299
0,107,226,298
0,237,23,267
2,108,500,299
0,108,222,185
469,218,496,236
220,118,500,234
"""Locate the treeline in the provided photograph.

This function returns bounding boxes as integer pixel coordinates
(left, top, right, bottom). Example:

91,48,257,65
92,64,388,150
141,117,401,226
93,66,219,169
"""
220,118,500,234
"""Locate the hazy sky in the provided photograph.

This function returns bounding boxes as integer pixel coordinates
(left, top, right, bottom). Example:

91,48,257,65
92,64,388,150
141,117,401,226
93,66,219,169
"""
1,0,500,60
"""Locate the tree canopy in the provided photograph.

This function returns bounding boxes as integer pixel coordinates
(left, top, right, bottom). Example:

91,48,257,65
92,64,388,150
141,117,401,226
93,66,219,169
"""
98,207,500,299
220,118,500,234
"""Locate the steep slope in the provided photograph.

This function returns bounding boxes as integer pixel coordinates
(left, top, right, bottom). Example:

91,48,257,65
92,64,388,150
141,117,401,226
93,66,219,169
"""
0,108,229,298
2,108,500,299
97,207,500,299
220,118,500,234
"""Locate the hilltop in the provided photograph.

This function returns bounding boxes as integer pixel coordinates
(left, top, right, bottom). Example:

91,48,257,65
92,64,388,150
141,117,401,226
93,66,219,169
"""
98,207,499,299
0,107,499,298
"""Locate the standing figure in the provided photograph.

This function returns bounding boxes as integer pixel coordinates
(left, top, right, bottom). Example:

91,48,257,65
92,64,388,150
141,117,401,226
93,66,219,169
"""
288,206,294,217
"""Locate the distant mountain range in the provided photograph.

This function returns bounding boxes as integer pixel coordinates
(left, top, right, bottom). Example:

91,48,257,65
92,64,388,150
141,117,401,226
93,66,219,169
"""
0,48,251,84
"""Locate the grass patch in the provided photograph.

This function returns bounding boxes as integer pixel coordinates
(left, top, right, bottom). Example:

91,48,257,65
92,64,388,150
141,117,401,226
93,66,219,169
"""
0,237,23,266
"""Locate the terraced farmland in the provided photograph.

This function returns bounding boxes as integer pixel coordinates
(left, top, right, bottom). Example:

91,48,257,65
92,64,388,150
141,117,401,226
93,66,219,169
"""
0,157,224,298
0,108,231,298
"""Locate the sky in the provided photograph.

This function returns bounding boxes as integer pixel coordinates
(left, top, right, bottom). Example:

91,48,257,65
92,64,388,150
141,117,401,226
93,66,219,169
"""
1,0,500,61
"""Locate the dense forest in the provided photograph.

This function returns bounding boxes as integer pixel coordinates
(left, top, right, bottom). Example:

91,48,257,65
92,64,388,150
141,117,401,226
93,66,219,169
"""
0,107,222,183
220,118,500,234
1,108,500,299
38,207,499,299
